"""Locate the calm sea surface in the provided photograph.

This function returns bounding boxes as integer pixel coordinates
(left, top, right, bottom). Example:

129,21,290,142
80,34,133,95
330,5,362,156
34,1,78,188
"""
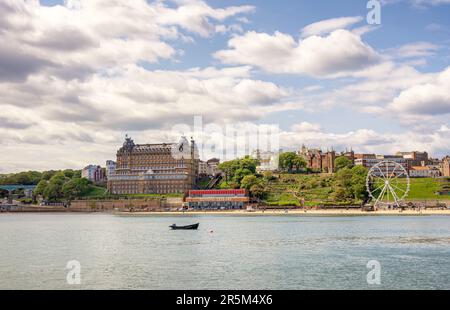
1,213,450,290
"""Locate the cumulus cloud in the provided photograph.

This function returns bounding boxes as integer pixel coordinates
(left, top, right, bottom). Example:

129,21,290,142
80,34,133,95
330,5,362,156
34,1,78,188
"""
0,2,448,172
0,0,254,81
156,0,254,37
0,46,54,82
291,122,322,132
0,116,32,129
214,29,380,78
300,16,363,37
0,64,290,151
386,41,440,59
282,122,449,157
388,67,450,115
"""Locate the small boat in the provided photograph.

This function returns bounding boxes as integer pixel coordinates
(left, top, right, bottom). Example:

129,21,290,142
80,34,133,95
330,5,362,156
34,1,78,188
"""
170,223,200,230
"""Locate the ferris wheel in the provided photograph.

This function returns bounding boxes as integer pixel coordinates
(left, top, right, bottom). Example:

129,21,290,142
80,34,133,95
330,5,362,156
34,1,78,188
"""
366,160,410,208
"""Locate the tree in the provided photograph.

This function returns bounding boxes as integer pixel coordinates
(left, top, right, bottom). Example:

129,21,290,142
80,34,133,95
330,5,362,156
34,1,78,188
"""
233,168,253,186
332,166,369,203
350,166,368,201
279,152,297,173
240,175,267,199
218,160,239,182
218,156,259,186
0,171,42,185
332,167,353,202
34,180,48,197
239,156,259,174
279,152,306,173
62,178,90,200
240,175,259,190
335,156,353,172
293,156,307,173
62,169,75,179
42,172,68,202
41,170,57,181
249,183,266,199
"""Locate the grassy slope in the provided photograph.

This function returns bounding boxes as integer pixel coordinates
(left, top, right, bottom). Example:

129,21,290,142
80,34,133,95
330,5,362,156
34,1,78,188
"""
82,186,108,198
264,174,334,207
407,178,450,200
81,176,449,203
264,175,449,206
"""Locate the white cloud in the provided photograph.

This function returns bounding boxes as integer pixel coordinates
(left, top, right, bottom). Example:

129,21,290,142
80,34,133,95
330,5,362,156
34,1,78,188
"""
0,0,254,81
156,0,255,37
388,67,450,115
413,0,450,6
0,63,290,155
214,29,380,78
0,2,449,172
382,0,450,7
291,122,322,132
386,42,440,58
282,123,450,157
300,16,363,37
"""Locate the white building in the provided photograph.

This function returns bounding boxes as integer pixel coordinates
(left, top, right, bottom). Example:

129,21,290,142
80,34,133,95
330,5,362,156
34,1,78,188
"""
106,160,116,178
82,165,106,183
409,166,441,178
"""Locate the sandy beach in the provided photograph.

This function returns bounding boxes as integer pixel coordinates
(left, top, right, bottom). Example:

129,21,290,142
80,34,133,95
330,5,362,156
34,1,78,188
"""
115,209,450,217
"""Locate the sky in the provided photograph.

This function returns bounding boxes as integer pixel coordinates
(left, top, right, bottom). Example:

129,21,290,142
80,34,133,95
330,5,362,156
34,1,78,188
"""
0,0,449,172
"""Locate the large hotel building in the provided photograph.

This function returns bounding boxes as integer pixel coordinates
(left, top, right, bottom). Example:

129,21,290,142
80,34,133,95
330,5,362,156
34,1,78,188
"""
107,136,199,195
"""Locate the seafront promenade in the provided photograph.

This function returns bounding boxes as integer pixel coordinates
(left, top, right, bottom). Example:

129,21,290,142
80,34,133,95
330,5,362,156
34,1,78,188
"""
3,206,450,216
115,209,450,216
2,199,449,216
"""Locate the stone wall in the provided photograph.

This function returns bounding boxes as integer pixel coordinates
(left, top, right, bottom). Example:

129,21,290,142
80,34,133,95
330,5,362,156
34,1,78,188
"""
69,197,184,212
70,198,162,212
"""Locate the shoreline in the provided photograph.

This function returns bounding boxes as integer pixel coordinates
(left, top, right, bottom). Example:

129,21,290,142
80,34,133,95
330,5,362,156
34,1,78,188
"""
2,206,450,216
114,209,450,217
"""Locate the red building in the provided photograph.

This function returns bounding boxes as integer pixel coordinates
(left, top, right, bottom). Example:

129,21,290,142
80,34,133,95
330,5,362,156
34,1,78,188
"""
185,189,250,210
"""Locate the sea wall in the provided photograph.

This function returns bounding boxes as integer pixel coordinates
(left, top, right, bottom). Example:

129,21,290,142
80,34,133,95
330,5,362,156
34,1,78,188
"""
70,199,161,211
69,197,183,212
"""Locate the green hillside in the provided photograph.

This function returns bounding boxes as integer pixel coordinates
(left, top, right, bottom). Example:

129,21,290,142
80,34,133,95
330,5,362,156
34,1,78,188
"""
262,175,449,207
81,185,108,198
407,178,450,200
264,174,334,207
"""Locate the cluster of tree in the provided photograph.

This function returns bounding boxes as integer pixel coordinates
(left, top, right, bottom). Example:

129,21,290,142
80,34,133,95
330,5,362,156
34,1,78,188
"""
0,171,42,185
0,170,81,186
332,166,368,203
218,156,260,187
240,174,267,199
34,171,91,202
278,152,307,173
335,156,354,172
218,157,269,199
